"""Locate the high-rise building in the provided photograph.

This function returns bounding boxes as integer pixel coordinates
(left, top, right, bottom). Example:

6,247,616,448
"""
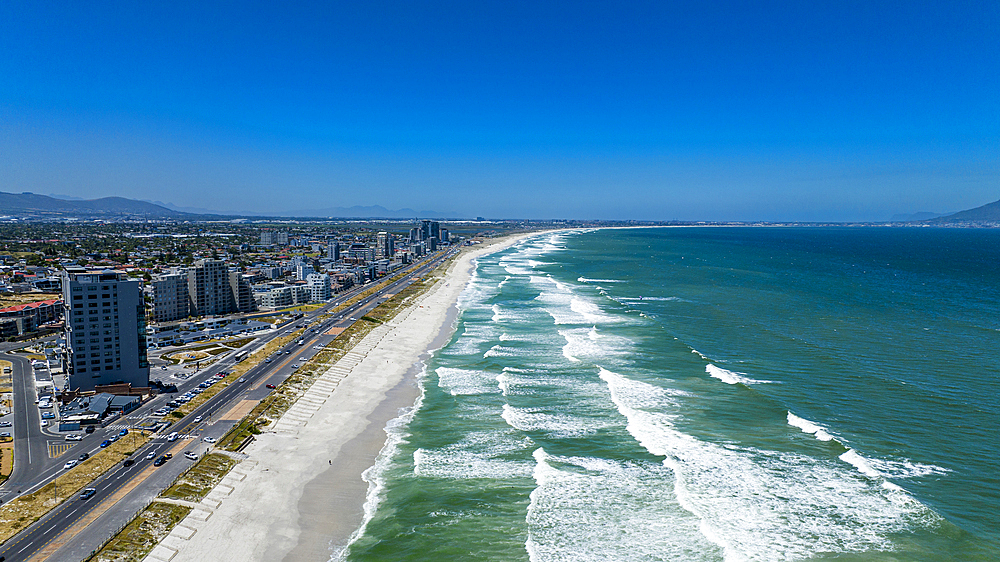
376,232,394,260
420,220,440,241
188,259,233,316
151,270,189,323
62,269,149,391
229,272,257,313
409,227,421,242
428,236,438,252
276,231,289,245
327,240,341,261
440,228,449,243
306,273,331,301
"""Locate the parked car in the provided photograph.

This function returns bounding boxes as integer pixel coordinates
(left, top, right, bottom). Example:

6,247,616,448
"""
40,420,48,427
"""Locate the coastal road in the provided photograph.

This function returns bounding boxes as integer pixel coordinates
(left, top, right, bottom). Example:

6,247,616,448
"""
0,247,458,561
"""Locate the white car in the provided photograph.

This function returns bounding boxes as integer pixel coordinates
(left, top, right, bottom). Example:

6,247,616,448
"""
63,460,78,470
146,451,156,460
193,416,203,423
41,420,49,427
202,436,217,443
184,451,198,461
65,434,83,441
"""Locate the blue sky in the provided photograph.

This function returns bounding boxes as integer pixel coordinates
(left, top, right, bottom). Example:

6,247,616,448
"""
1,1,997,220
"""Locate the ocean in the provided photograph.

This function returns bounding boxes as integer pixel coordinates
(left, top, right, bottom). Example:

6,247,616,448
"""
343,227,1000,562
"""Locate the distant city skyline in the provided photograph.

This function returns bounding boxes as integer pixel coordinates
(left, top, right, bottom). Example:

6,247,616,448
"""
1,1,997,221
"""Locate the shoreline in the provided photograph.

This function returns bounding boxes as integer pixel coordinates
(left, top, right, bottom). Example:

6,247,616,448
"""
157,231,545,562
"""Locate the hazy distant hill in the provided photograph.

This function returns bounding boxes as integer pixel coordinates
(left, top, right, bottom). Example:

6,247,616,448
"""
0,191,187,217
279,204,462,219
890,211,948,222
932,198,1000,223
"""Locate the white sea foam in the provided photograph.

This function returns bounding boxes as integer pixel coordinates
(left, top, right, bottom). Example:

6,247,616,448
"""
787,412,836,442
533,275,620,325
600,367,939,561
577,277,626,283
342,372,427,560
559,326,631,363
865,458,951,478
436,367,499,396
691,349,709,360
484,345,519,358
705,364,770,385
413,431,535,480
526,448,719,562
501,404,599,437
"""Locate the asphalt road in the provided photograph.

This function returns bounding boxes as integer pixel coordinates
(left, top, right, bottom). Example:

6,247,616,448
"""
0,248,457,561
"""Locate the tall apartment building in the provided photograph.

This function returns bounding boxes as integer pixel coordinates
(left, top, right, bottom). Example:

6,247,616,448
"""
229,272,257,313
151,270,189,323
376,232,394,260
327,240,341,261
62,269,149,391
440,228,449,243
188,259,232,316
259,230,289,246
421,220,440,241
306,273,331,301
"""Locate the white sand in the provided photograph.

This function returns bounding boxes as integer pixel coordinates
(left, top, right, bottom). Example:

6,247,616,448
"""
149,233,538,562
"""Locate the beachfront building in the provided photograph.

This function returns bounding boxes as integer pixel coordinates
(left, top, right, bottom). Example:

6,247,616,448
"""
62,268,149,391
151,270,189,323
306,273,331,301
187,259,232,316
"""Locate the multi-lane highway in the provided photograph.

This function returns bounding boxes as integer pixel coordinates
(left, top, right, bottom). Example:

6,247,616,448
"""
0,247,457,562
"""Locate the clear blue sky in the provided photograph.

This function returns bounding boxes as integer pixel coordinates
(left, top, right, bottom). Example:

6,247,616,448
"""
1,1,997,220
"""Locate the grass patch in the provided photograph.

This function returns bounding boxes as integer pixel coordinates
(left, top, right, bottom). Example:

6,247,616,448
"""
161,453,237,503
0,432,151,543
87,502,191,562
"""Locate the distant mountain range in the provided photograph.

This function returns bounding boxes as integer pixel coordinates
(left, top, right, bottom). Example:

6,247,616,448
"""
0,191,460,219
929,198,1000,223
0,191,185,217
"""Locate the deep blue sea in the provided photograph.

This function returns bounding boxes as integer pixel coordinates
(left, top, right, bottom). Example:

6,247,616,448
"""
345,227,1000,562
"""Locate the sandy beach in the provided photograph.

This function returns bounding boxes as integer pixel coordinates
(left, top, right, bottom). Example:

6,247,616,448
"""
147,232,538,562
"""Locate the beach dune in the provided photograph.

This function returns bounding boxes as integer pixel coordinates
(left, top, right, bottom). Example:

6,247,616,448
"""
152,234,533,562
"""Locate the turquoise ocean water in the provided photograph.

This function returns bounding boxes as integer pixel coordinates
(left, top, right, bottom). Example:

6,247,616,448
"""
344,227,1000,561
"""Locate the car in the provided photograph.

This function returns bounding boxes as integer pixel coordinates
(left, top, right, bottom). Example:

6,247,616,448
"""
41,412,55,419
119,428,129,436
265,384,276,389
0,432,10,438
146,451,156,460
63,460,78,470
80,488,97,500
291,365,299,370
167,432,179,442
108,434,119,443
193,416,203,423
40,420,48,427
79,452,90,461
184,451,198,461
238,378,247,383
161,365,168,370
153,456,167,466
164,452,172,459
123,458,135,467
100,440,111,448
202,436,217,443
264,358,271,363
85,425,96,433
65,434,83,441
0,421,12,427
